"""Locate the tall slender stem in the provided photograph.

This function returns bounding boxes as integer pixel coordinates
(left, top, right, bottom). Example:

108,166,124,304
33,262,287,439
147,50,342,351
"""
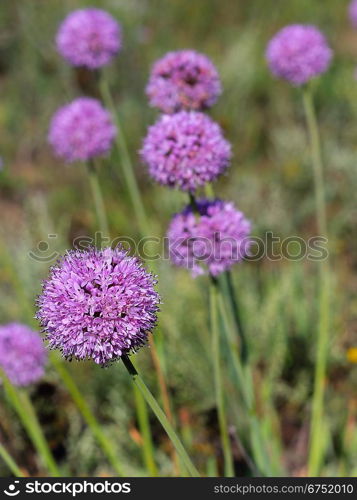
223,270,249,363
303,86,331,476
187,191,273,475
216,287,274,476
86,162,109,237
133,383,158,476
210,277,234,477
0,442,24,477
1,372,59,477
99,76,149,234
302,87,327,237
122,356,200,477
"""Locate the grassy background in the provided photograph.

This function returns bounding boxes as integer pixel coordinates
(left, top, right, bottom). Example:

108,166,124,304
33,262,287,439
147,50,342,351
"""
0,0,356,476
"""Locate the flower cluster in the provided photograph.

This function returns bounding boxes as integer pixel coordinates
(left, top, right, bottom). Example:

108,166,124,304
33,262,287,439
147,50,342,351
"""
142,49,228,193
37,247,160,365
48,98,116,163
0,323,47,387
140,111,231,192
266,24,332,86
43,10,164,366
167,200,251,277
142,49,252,277
56,8,121,69
50,8,121,165
146,50,221,113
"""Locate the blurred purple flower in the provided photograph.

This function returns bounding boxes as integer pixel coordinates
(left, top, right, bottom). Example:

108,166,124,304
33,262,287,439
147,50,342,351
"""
0,323,47,387
349,0,357,27
266,24,332,86
37,247,160,365
146,50,221,113
48,98,116,163
140,111,231,192
167,199,251,277
56,8,121,69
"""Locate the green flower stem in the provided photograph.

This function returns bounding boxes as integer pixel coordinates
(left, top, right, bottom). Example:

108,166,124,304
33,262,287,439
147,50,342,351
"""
223,270,249,363
204,183,215,198
209,277,234,477
187,190,275,475
302,87,328,238
188,191,234,476
0,442,24,477
216,279,275,476
132,367,159,476
133,383,158,476
1,371,59,477
50,356,125,476
122,356,200,477
86,162,110,236
99,76,149,234
302,86,331,477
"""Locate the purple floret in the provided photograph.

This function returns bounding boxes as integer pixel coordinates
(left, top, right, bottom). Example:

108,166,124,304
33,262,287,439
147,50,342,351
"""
146,50,221,113
349,0,357,28
140,111,231,192
37,247,160,365
56,8,121,69
167,199,251,277
266,24,332,86
0,323,47,387
48,97,116,163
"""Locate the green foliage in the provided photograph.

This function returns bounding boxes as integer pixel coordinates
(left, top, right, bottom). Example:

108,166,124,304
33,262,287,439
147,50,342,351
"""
0,0,355,477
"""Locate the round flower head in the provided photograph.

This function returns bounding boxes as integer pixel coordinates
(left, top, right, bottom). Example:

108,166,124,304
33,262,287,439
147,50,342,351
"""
349,0,357,28
266,24,332,86
48,98,116,163
146,50,221,113
140,111,231,192
37,247,160,365
167,199,251,277
0,323,47,387
56,8,121,69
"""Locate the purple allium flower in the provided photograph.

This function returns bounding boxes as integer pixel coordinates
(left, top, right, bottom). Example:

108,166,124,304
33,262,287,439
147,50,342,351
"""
140,111,231,192
266,25,333,86
37,247,160,365
349,0,357,28
0,323,47,387
167,199,251,277
56,8,121,69
146,50,221,113
48,98,116,163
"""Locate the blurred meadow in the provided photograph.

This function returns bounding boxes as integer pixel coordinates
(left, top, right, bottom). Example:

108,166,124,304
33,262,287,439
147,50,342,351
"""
0,0,356,477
